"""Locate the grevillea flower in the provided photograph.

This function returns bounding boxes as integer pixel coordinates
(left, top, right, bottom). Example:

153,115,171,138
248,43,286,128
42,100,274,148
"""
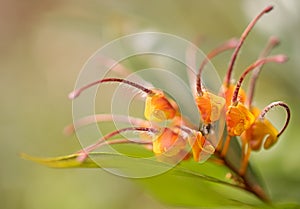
152,127,188,162
226,102,255,136
66,5,291,178
195,91,225,124
144,89,178,122
217,6,290,166
239,102,290,175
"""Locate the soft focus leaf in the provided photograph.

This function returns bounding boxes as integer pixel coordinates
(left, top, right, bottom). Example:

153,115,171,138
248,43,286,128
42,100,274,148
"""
273,203,300,209
136,156,270,208
20,153,99,168
23,151,270,208
137,169,265,208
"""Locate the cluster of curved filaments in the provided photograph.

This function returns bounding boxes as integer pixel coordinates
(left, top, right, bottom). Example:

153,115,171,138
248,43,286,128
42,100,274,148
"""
70,74,219,162
64,114,155,136
227,54,288,137
67,5,292,174
194,38,240,125
68,74,213,162
217,6,292,169
76,127,158,162
222,6,287,138
193,6,289,165
225,55,287,136
230,55,287,106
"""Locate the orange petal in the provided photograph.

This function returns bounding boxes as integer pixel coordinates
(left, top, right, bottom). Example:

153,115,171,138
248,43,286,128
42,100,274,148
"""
195,92,225,124
188,131,215,162
144,90,177,121
241,116,278,151
152,128,186,157
226,102,255,136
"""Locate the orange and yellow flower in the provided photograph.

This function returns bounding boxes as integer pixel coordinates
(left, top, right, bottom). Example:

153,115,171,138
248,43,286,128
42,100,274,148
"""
67,5,291,177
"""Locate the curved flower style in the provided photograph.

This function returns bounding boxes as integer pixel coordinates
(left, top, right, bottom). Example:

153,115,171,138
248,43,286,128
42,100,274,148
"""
68,5,291,179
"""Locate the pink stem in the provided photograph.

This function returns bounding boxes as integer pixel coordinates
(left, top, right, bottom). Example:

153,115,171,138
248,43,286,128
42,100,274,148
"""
259,101,291,137
246,36,280,107
224,5,274,87
231,55,287,105
196,38,239,95
77,127,158,161
69,78,154,99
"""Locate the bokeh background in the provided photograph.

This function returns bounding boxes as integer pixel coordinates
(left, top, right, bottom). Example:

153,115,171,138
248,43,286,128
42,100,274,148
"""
1,0,300,208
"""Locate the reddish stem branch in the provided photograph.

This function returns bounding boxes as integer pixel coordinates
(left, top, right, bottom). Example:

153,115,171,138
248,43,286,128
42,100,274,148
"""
196,38,239,95
64,114,154,135
246,36,280,107
77,127,158,161
231,55,287,105
259,101,291,137
69,78,154,99
224,5,274,87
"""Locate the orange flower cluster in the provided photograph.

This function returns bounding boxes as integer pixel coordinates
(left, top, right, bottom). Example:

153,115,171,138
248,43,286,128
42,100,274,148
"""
217,6,291,175
68,5,290,175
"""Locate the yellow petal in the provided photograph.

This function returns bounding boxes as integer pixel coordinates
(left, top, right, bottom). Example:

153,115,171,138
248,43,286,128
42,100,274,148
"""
242,117,279,151
144,91,177,122
152,128,186,157
195,92,225,124
226,103,255,136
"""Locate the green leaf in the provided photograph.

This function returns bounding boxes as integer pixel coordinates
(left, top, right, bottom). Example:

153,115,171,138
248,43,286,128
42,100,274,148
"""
20,153,99,168
273,203,300,209
136,169,264,208
22,151,270,208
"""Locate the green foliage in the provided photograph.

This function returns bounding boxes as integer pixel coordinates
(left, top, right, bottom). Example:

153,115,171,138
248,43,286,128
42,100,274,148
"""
23,117,300,209
21,135,284,209
21,152,259,207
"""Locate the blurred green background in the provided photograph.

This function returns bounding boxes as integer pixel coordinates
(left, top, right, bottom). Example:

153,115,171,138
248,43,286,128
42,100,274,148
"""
1,0,300,208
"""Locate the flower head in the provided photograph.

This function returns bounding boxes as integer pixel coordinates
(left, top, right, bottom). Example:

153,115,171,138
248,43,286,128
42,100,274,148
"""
144,90,178,122
66,5,291,178
226,102,255,136
195,91,225,124
152,127,186,157
242,102,290,151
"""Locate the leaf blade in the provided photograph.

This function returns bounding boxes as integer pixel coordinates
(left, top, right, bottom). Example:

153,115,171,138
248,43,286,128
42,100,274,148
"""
22,151,269,208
